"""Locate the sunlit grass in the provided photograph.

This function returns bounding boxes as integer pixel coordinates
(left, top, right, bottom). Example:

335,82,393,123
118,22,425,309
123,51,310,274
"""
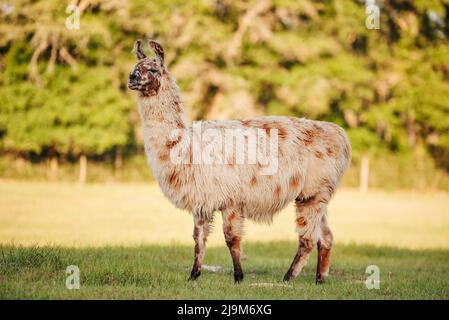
1,243,448,299
1,180,448,249
1,180,449,299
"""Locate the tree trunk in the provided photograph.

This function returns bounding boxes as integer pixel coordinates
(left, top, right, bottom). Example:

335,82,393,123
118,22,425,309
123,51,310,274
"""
15,154,26,173
406,113,417,147
79,154,87,184
359,154,369,193
114,147,123,171
49,155,59,180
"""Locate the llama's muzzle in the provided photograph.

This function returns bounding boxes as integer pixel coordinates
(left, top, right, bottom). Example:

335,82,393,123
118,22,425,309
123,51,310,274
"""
128,73,139,90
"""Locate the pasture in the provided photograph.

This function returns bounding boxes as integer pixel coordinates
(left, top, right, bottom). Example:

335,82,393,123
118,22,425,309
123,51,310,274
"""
1,181,448,299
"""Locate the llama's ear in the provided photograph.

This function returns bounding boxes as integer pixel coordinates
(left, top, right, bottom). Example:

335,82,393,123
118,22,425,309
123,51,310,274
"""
132,40,146,60
148,40,164,65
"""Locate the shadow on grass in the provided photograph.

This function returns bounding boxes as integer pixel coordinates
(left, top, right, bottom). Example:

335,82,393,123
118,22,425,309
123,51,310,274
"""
1,242,448,299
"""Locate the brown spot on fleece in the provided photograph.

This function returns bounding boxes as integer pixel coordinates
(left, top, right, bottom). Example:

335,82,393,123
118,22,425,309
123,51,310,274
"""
167,170,181,191
300,128,320,146
274,185,281,200
290,175,300,188
165,135,182,149
296,216,307,228
158,152,170,161
250,176,257,186
176,118,185,129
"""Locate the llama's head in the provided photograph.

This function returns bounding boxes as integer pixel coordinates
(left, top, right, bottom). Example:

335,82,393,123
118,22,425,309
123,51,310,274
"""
128,40,166,97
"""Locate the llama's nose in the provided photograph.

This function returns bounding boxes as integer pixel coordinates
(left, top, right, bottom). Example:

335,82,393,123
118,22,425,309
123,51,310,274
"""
129,72,137,81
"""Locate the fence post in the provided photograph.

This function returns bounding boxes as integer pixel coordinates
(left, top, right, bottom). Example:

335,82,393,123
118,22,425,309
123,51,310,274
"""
359,154,369,193
115,147,123,171
79,154,87,184
49,155,59,180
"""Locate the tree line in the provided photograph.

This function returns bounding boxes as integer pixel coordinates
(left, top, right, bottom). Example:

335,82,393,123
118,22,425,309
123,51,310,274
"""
0,0,448,186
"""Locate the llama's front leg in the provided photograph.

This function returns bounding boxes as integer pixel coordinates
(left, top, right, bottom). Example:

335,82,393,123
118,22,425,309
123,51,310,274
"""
222,210,244,283
189,215,212,280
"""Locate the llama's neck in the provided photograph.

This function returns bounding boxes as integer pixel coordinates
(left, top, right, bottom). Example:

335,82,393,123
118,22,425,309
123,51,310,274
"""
137,75,189,172
137,76,188,130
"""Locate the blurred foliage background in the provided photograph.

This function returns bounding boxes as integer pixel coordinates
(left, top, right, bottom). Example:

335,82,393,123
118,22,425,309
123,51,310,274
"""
0,0,449,189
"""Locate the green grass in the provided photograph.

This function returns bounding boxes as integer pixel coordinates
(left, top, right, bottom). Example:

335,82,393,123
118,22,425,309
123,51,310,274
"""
1,181,449,299
1,242,448,299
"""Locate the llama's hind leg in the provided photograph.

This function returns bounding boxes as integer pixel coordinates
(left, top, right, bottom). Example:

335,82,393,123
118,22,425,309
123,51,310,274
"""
222,209,244,283
316,214,333,284
283,192,329,282
189,214,213,280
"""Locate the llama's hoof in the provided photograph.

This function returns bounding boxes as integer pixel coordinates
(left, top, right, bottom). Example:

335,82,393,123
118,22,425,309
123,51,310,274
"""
189,270,201,281
315,275,326,284
234,273,244,283
283,273,293,282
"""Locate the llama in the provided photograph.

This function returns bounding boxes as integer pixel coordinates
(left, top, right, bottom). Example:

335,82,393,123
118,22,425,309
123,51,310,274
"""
128,40,351,283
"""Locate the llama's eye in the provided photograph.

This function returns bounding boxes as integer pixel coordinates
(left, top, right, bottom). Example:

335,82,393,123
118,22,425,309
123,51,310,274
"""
149,69,158,74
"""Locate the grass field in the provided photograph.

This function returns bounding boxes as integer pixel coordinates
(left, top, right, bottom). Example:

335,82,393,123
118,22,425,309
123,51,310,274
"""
1,243,448,299
1,180,449,299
